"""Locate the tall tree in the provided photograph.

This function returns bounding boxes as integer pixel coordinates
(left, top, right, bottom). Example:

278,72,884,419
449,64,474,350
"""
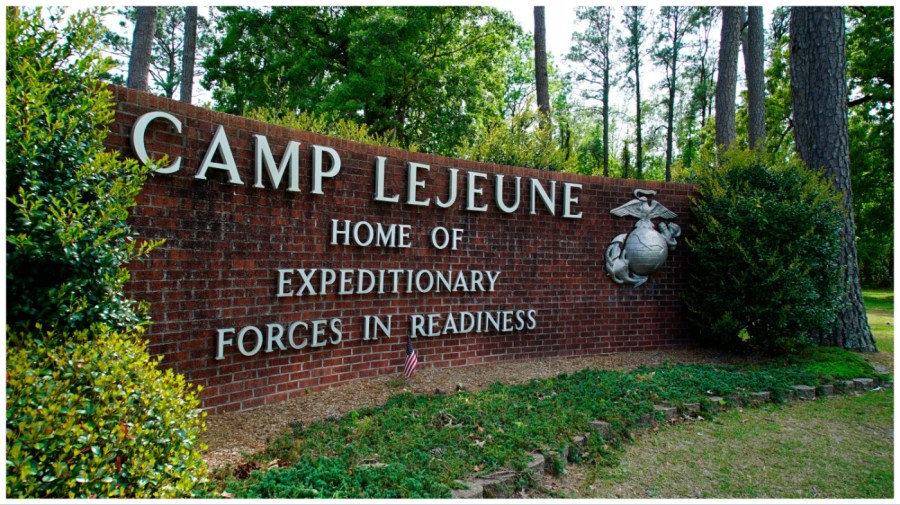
743,6,766,149
180,6,198,103
714,6,742,153
685,7,717,129
653,6,693,181
790,7,876,351
109,7,211,98
620,140,632,179
126,6,156,91
676,7,717,171
619,6,647,178
534,6,551,126
568,6,615,176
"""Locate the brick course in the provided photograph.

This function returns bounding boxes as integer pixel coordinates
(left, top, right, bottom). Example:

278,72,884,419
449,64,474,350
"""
107,86,697,413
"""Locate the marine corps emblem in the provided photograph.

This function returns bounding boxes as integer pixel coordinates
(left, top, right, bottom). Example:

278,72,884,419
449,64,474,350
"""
605,189,681,288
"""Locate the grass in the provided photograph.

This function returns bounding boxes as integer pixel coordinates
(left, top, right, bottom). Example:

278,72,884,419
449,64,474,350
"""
211,347,885,498
864,289,894,352
579,390,893,499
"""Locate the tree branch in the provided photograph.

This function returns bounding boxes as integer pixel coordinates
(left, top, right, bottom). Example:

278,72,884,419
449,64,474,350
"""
848,94,874,108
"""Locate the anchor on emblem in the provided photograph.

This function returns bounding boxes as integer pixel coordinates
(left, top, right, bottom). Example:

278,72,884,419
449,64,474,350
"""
605,189,681,288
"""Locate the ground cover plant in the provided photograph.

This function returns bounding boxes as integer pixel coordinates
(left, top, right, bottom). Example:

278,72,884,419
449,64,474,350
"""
215,347,884,498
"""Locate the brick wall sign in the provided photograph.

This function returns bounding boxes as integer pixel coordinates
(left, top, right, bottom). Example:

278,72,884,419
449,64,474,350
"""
106,86,697,413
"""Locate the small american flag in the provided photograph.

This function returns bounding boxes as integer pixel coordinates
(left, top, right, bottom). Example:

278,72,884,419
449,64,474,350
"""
403,336,418,379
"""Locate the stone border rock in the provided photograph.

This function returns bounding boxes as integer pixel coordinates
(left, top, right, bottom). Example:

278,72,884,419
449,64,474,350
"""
449,377,889,499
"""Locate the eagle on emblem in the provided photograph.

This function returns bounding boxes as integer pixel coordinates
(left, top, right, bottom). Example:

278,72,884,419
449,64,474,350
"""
611,188,677,223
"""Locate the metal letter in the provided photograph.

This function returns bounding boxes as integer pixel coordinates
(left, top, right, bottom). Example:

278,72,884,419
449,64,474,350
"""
562,183,583,219
196,125,242,185
254,135,300,191
406,162,431,206
130,111,182,174
529,178,556,215
495,174,522,213
466,171,489,212
311,145,341,195
374,156,400,202
435,168,459,208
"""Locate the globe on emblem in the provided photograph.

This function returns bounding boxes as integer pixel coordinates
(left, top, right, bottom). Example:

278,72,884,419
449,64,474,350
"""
605,189,681,288
623,226,669,276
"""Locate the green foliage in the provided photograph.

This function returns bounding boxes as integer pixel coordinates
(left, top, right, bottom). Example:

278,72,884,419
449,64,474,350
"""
850,112,894,287
6,326,209,498
238,457,450,499
203,6,519,155
684,148,846,352
246,108,413,152
219,350,875,498
846,7,893,113
6,7,162,341
456,108,576,171
846,7,893,288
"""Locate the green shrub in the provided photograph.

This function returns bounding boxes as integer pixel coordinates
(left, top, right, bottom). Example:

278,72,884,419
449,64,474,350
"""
6,7,161,341
247,107,415,152
684,149,845,352
6,326,209,498
456,108,576,172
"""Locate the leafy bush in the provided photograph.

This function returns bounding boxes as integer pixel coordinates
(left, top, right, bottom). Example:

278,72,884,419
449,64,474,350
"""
684,149,845,352
6,7,161,342
456,108,576,172
6,326,209,498
6,9,208,499
247,107,416,152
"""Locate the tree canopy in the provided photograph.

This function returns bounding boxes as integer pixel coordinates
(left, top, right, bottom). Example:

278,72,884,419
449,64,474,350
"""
203,7,520,155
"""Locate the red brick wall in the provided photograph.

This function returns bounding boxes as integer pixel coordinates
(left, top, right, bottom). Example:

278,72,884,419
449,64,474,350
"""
106,86,697,414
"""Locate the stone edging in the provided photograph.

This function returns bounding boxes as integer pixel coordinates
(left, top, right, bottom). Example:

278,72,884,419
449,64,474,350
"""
450,376,891,499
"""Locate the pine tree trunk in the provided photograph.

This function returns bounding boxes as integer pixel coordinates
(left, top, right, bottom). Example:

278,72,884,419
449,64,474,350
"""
126,7,158,91
715,7,742,153
744,6,766,149
180,6,197,104
699,63,708,128
534,6,551,126
665,71,675,181
602,63,610,177
790,7,876,352
634,57,643,178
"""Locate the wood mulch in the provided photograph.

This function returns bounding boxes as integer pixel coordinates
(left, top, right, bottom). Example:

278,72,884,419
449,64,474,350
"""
201,347,767,470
